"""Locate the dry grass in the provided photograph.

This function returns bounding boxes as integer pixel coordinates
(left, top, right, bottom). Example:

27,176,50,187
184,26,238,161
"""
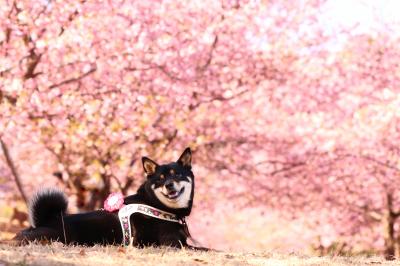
0,243,398,266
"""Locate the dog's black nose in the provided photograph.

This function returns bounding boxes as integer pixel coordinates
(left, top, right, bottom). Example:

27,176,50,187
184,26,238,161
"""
165,180,174,190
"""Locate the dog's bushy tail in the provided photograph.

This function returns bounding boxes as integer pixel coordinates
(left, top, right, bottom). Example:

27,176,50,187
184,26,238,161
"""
28,188,68,228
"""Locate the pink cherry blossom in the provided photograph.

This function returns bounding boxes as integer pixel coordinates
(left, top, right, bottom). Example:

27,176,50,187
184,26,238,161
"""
1,0,400,257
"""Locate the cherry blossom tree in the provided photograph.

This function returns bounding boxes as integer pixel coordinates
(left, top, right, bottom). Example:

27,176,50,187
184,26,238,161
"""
1,0,400,258
1,0,322,208
245,32,400,258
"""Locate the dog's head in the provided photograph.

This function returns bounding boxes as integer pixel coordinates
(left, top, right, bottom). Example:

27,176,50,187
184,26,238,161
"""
142,148,194,216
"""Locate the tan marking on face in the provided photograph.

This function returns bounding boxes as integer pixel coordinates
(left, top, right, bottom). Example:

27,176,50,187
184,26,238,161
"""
152,177,193,209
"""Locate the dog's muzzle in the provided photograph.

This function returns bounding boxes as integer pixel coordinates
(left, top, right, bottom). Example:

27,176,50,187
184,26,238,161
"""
163,180,184,199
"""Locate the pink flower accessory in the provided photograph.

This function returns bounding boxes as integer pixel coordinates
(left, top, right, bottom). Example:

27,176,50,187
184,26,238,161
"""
104,192,124,212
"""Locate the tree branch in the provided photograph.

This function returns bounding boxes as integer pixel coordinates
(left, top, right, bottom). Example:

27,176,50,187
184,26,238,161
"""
48,67,97,89
0,138,28,204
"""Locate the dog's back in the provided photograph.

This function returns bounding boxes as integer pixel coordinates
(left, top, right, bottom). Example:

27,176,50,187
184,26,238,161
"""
14,189,123,245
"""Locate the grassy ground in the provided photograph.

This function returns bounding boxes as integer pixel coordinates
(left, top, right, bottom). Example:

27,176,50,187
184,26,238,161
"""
0,244,398,266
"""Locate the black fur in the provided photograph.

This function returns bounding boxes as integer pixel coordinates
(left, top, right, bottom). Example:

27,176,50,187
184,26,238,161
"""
29,188,68,228
14,148,207,250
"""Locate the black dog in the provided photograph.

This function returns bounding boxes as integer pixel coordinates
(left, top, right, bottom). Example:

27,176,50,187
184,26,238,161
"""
14,148,207,250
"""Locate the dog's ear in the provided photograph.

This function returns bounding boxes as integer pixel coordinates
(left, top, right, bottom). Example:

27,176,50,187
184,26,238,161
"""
177,147,192,168
142,157,158,176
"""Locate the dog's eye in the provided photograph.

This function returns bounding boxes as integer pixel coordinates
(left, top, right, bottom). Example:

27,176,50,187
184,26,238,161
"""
160,174,165,179
170,169,175,175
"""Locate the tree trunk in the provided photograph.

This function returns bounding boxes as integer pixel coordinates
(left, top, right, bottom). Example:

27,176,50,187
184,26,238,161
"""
85,174,111,211
0,138,28,204
383,194,396,260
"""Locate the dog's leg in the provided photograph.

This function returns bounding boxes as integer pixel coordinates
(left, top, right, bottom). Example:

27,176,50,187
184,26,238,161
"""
13,227,62,245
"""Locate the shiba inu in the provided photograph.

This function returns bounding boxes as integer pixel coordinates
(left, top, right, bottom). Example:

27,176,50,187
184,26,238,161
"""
13,148,207,250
